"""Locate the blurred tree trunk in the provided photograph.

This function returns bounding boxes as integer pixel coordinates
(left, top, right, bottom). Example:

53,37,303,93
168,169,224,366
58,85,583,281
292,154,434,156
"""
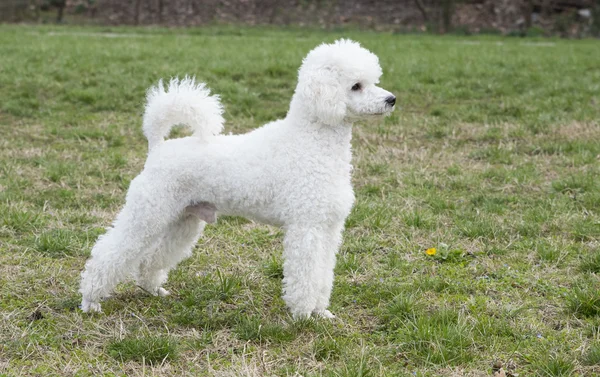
593,0,600,37
414,0,428,22
54,0,66,23
523,0,533,29
33,0,41,21
441,0,454,33
157,0,163,23
542,0,554,17
134,0,142,25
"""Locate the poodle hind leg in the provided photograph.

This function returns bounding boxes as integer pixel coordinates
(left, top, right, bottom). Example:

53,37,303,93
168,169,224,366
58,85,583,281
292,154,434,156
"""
79,180,177,313
80,223,164,313
136,214,206,297
136,263,170,297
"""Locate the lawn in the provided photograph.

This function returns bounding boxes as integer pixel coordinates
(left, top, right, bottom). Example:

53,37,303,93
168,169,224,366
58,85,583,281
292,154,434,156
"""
1,24,600,376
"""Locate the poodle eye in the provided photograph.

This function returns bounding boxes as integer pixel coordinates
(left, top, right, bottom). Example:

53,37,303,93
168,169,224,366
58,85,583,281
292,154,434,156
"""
351,83,362,91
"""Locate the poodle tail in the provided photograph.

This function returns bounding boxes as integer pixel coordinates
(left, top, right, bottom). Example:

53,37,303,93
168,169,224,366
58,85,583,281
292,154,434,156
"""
142,76,224,150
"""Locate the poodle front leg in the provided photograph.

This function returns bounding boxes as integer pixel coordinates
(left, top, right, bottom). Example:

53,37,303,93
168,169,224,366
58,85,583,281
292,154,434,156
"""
282,225,337,319
312,222,344,319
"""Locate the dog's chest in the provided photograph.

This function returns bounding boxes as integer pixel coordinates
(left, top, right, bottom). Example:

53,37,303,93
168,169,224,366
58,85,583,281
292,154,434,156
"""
279,158,354,222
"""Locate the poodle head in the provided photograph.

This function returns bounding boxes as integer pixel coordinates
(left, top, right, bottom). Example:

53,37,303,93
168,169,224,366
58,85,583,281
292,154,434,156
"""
293,39,396,125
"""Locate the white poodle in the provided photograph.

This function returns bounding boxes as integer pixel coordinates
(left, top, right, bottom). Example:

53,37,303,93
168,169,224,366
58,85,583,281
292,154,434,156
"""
79,39,396,318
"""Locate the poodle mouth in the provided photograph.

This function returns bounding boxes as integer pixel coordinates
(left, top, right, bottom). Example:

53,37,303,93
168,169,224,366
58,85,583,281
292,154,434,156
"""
369,106,396,116
367,110,393,116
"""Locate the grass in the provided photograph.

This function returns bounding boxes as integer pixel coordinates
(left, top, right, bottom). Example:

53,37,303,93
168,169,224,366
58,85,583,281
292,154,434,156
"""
1,23,600,376
107,336,178,363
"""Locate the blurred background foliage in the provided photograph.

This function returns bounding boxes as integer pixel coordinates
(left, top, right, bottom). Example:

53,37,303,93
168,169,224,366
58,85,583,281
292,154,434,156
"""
1,0,600,38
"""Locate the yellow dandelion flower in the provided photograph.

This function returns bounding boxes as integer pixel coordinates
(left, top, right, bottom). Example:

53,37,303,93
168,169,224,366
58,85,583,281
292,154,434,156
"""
425,248,437,256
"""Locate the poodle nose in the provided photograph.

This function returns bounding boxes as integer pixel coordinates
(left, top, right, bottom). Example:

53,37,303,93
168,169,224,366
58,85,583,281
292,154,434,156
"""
385,95,396,107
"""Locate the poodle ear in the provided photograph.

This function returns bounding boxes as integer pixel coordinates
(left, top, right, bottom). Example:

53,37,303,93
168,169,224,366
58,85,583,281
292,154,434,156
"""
298,67,347,125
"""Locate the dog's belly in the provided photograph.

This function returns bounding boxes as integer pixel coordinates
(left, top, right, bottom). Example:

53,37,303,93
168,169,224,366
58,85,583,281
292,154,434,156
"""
185,202,217,223
216,203,284,227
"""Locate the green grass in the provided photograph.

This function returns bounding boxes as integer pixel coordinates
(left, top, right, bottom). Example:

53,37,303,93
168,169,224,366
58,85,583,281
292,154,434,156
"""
1,24,600,376
533,354,576,377
583,343,600,366
107,336,178,363
581,249,600,274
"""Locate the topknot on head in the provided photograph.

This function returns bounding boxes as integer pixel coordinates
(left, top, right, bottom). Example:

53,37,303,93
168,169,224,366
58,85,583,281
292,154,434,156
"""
299,39,382,84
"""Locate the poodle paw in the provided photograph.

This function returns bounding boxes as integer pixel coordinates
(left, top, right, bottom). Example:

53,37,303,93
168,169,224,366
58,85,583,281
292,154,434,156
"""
291,311,312,320
291,309,335,320
138,285,170,297
80,299,102,313
313,309,335,319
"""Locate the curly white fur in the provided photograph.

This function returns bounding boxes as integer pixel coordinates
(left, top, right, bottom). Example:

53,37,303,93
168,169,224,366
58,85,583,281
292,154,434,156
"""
79,39,395,318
